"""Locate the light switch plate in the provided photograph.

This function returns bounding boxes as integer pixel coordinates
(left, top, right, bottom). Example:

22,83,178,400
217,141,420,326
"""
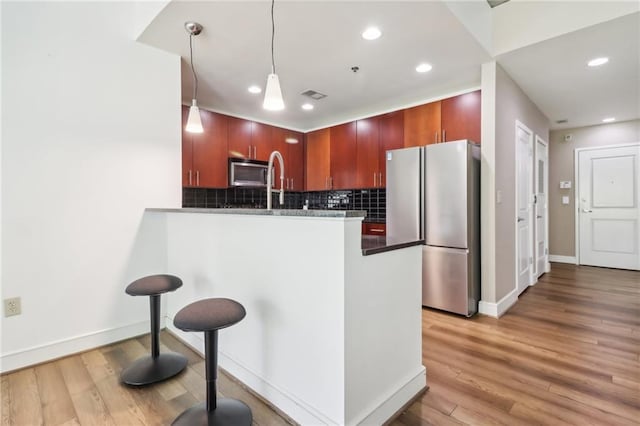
562,196,570,205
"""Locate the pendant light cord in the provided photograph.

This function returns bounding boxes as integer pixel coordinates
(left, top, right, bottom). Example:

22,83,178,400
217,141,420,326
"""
189,33,198,100
270,0,276,74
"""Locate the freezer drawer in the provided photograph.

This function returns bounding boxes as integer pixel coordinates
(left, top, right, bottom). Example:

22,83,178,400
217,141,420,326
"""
422,245,477,316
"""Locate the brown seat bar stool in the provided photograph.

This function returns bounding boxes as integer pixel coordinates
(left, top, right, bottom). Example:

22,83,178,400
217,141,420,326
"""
172,298,252,426
121,274,188,386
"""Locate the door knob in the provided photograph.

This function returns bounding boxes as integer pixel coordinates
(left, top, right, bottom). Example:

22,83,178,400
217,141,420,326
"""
517,217,525,223
582,209,593,213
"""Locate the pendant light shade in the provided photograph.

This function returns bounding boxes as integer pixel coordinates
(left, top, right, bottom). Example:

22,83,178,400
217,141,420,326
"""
186,99,203,133
263,0,284,110
185,21,203,133
263,73,284,111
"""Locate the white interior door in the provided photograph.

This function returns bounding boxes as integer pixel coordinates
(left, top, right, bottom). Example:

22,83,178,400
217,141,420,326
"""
535,137,549,277
578,144,640,270
516,121,534,294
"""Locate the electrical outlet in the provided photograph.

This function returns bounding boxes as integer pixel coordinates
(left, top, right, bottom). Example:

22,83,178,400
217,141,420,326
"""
4,297,21,317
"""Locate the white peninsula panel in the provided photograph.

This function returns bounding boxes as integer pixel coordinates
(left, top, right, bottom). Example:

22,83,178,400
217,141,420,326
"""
147,208,425,425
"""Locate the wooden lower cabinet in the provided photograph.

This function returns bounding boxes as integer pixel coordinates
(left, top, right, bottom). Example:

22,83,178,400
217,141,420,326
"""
362,223,386,236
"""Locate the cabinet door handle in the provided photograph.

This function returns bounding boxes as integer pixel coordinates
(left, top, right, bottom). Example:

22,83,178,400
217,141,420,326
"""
248,146,252,158
435,132,438,144
196,170,200,186
442,129,446,142
329,176,333,189
253,146,257,159
188,170,192,186
371,228,385,233
291,178,294,189
373,172,377,187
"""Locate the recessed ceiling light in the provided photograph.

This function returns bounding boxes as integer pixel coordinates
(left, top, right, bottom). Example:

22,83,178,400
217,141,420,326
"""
302,103,314,111
587,57,609,67
416,63,433,73
248,85,262,94
362,27,381,40
602,117,616,123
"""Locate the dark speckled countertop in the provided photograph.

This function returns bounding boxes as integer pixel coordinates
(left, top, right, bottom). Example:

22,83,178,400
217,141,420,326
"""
361,236,424,256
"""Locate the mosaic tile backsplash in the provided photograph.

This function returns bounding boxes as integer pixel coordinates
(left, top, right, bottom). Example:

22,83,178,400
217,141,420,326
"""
183,187,386,222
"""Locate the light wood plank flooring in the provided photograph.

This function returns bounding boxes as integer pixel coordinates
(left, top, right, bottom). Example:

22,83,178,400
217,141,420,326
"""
394,263,640,426
1,331,292,426
2,263,638,425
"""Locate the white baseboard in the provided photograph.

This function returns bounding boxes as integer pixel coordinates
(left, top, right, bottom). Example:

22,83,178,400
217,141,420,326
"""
549,255,577,264
166,321,427,426
479,288,519,318
354,367,426,426
0,320,151,373
166,321,337,425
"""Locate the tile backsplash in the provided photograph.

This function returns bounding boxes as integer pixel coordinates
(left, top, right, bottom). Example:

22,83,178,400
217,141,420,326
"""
183,188,386,222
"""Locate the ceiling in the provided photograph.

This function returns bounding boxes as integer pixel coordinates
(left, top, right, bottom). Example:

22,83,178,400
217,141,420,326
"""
138,1,639,132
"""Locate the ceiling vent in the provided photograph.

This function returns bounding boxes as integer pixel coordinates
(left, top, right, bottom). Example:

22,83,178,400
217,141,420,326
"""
301,90,327,100
487,0,510,8
556,119,569,124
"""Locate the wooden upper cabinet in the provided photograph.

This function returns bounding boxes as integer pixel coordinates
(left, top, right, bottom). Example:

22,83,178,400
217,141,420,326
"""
181,105,229,188
441,90,481,143
182,106,194,187
356,117,380,189
305,128,330,191
286,131,305,191
378,110,404,184
227,116,253,159
330,122,357,190
251,122,272,161
271,127,303,191
404,101,441,147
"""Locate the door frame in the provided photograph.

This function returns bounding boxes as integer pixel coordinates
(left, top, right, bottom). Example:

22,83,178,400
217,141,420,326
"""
515,120,535,294
534,135,550,276
574,142,640,265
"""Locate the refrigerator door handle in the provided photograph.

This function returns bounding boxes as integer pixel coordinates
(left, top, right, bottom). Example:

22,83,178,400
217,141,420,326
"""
517,216,525,222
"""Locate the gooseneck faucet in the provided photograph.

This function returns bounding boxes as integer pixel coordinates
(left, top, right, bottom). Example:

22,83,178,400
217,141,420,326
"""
266,150,285,210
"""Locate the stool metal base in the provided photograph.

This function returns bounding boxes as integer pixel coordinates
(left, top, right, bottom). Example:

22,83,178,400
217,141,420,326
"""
172,399,252,426
121,352,187,386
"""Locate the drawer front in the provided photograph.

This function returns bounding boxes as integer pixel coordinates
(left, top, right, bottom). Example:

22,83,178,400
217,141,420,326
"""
362,223,387,236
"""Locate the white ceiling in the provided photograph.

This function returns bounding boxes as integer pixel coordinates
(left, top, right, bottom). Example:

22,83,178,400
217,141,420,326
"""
138,1,639,132
497,11,639,130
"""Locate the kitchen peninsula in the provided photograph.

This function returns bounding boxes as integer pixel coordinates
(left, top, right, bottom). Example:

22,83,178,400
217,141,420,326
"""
144,208,425,425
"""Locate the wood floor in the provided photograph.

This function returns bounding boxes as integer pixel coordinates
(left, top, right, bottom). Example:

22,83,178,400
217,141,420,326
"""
394,263,640,426
1,331,292,426
2,263,638,425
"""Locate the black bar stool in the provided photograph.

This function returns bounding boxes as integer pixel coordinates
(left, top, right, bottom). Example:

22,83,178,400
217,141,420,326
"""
121,274,188,386
172,298,252,426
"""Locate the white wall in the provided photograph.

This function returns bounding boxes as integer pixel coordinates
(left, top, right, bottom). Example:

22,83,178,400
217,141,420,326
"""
1,1,181,372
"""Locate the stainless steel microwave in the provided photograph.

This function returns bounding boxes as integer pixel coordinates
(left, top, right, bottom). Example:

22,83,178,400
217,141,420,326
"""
229,158,273,187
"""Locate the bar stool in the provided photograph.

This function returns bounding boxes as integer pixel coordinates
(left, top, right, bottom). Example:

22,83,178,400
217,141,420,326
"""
121,274,188,386
172,298,252,426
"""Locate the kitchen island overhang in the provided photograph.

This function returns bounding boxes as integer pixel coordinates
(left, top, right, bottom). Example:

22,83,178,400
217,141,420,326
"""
144,208,426,425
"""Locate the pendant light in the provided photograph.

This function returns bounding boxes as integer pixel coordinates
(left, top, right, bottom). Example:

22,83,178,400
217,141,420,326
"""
185,21,203,133
263,0,284,110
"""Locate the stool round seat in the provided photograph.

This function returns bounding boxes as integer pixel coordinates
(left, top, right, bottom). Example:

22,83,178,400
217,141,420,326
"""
121,274,187,386
174,298,246,332
125,274,182,296
172,297,251,426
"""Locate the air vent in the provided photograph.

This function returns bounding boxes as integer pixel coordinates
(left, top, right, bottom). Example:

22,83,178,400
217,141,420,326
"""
301,90,327,100
556,119,569,124
487,0,510,8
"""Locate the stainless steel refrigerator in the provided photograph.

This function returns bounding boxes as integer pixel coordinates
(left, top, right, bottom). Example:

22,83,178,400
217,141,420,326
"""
386,140,480,316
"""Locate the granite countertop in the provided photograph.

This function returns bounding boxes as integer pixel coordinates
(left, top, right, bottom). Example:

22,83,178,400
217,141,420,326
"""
147,207,366,218
361,235,424,256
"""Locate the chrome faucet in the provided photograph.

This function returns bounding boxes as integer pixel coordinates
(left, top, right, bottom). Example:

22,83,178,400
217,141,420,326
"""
266,150,285,210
